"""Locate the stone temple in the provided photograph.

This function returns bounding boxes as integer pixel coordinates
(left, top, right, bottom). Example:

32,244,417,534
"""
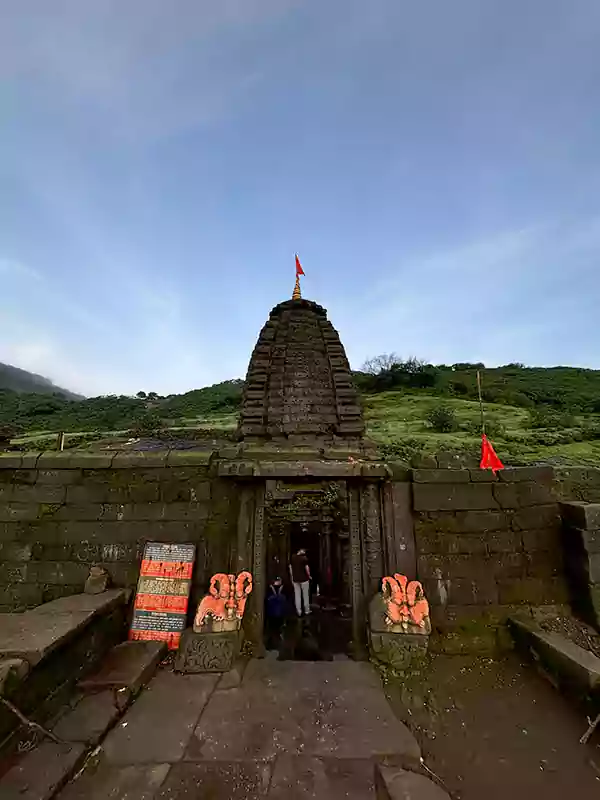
0,279,589,662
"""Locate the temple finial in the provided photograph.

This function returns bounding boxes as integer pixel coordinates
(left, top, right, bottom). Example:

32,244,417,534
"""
292,254,304,299
292,274,302,300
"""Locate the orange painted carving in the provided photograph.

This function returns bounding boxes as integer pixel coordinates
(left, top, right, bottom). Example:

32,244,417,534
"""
381,573,431,634
194,571,253,632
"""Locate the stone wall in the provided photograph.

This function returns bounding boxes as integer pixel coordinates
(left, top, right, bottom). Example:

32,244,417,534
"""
0,452,238,613
412,466,567,651
555,466,600,503
560,501,600,629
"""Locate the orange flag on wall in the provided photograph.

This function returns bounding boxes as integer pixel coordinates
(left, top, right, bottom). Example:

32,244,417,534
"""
295,254,305,276
480,434,504,474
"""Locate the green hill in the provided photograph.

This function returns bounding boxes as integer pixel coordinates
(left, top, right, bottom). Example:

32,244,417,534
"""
0,363,81,399
2,362,600,465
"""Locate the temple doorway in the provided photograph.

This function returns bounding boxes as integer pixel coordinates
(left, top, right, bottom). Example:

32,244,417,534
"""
264,507,352,659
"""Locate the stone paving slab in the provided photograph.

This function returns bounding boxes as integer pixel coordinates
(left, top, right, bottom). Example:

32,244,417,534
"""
375,766,451,799
102,671,218,764
79,641,166,696
268,755,376,798
58,760,171,800
53,690,121,745
186,660,420,762
157,761,272,799
0,741,86,800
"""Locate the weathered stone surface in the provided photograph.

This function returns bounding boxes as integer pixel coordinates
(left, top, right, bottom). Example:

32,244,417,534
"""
157,761,271,800
510,616,600,695
62,762,171,800
0,590,129,666
413,483,495,512
79,640,166,695
0,740,86,800
413,469,470,484
188,659,420,762
53,690,121,744
376,766,451,799
238,298,364,443
369,632,429,670
561,501,600,530
102,671,218,764
175,628,242,673
269,756,376,799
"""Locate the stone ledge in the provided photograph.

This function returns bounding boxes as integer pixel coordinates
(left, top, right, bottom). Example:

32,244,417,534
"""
0,450,217,471
509,616,600,698
0,589,131,666
561,501,600,530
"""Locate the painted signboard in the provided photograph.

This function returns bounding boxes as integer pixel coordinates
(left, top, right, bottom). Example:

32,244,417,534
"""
129,542,196,650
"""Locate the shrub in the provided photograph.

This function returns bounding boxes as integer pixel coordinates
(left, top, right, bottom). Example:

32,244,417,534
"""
425,404,458,433
528,408,577,429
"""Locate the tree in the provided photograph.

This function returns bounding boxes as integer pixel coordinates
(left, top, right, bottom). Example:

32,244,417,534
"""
136,391,147,400
361,353,401,375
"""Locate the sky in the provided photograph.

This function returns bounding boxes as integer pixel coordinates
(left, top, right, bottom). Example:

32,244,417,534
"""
2,1,600,397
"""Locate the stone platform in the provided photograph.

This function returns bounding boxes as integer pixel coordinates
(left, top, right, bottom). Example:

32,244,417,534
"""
56,659,448,798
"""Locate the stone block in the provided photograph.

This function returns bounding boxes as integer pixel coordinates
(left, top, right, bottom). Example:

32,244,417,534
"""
525,551,563,579
53,690,121,744
497,577,567,605
516,481,555,507
499,466,554,483
102,671,218,765
37,469,83,485
369,632,429,670
413,483,495,511
0,542,33,561
468,468,498,482
12,469,38,485
25,560,90,586
512,504,560,531
0,454,23,469
492,482,519,509
521,528,561,552
0,504,39,522
509,617,600,697
79,640,166,695
445,576,499,605
561,501,600,530
485,529,522,553
413,469,469,483
0,741,86,800
175,628,243,673
0,584,44,611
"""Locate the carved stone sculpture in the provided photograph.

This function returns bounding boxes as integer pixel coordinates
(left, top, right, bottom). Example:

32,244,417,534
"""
193,571,253,633
381,574,431,635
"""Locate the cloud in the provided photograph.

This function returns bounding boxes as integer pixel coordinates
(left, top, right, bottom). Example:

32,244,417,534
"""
1,0,298,142
335,216,600,370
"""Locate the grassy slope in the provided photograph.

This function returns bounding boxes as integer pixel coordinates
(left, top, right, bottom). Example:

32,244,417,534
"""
363,391,600,465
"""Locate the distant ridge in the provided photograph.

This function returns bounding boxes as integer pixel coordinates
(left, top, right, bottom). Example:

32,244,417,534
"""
0,362,82,399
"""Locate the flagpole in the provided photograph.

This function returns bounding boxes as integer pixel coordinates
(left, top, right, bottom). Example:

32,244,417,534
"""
476,369,485,435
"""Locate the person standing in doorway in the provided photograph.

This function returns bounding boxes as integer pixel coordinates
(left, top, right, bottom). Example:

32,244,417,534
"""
289,548,311,616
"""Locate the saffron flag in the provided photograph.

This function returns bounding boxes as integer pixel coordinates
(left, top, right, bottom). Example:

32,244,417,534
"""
295,254,305,276
480,434,504,474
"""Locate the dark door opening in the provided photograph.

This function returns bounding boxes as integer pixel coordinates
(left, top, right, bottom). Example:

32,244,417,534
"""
265,518,352,659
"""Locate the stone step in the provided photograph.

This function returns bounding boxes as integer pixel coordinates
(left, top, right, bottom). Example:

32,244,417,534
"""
78,640,166,701
52,690,121,746
0,740,86,800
